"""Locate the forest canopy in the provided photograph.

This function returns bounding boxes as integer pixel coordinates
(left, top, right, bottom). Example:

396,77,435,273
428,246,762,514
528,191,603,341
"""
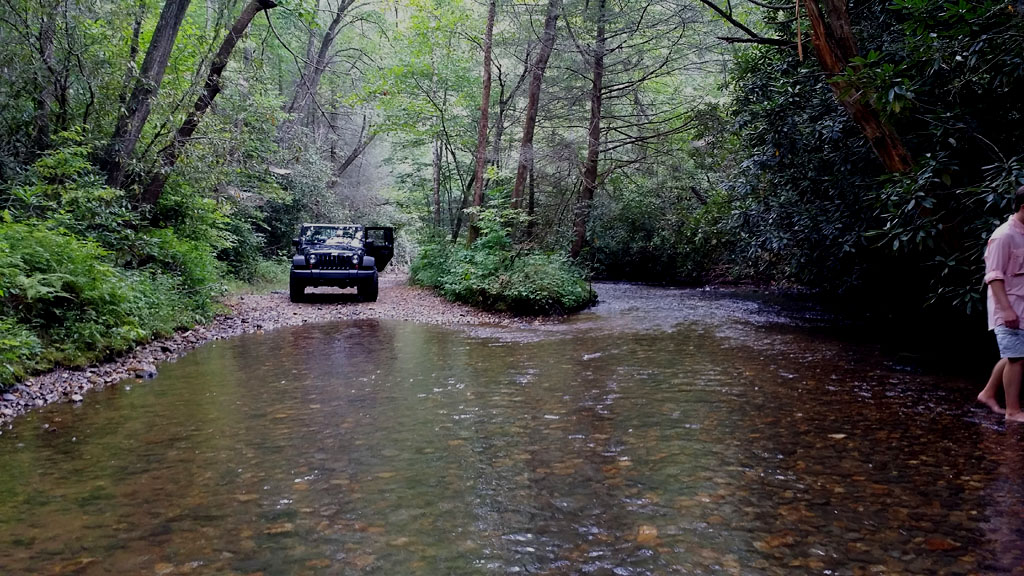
1,0,1023,384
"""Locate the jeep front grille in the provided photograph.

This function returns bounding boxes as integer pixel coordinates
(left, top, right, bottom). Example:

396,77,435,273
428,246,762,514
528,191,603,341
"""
313,254,355,270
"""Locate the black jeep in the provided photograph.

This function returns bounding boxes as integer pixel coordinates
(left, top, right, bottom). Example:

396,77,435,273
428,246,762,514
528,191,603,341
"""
289,224,394,302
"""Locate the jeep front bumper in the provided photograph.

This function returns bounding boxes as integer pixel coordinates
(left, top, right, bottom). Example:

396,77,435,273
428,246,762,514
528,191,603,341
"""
290,268,376,286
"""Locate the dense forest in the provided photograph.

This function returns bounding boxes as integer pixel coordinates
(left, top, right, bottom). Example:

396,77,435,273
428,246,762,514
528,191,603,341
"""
1,0,1022,385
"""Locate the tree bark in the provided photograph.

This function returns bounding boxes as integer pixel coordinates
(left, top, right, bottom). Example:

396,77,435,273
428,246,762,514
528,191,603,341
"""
433,136,442,227
570,0,605,259
526,160,536,236
31,10,56,152
116,0,147,110
511,0,560,210
141,0,278,206
452,171,475,242
466,0,497,245
803,0,912,173
104,0,193,188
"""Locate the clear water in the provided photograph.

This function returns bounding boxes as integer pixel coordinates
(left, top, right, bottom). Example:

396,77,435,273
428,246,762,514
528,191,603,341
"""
0,284,1019,575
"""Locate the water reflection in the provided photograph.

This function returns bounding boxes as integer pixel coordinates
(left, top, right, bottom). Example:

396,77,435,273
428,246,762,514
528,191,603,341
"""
0,285,1019,575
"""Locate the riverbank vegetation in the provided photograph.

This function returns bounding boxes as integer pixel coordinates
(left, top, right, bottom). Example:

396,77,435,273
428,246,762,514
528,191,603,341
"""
1,0,1021,385
411,209,595,315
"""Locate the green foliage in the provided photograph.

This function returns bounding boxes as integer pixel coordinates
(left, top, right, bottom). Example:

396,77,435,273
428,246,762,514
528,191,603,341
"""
215,206,269,283
411,209,596,315
0,318,41,386
670,190,738,283
142,227,225,315
0,138,230,388
4,131,145,262
0,222,219,388
588,180,691,283
223,260,290,294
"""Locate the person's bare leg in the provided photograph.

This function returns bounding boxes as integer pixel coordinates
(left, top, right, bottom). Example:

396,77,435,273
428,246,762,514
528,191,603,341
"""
978,358,1007,414
1004,358,1024,422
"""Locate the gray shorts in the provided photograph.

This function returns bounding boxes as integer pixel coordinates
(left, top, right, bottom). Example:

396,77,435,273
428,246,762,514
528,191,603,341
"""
995,325,1024,358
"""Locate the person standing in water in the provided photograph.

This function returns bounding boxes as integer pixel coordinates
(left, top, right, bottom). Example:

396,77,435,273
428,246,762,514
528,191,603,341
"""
978,186,1024,421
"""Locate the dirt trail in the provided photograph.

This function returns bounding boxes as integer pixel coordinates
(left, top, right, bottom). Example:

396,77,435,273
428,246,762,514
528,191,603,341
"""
0,275,529,428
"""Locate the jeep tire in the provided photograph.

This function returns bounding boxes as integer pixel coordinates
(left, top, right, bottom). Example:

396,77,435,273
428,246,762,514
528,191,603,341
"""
358,272,379,302
289,278,305,303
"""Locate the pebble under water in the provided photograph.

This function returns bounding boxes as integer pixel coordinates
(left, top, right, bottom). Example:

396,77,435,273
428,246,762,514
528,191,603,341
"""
0,284,1022,575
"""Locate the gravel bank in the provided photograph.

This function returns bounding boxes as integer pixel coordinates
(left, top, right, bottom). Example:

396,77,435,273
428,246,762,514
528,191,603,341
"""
0,275,533,428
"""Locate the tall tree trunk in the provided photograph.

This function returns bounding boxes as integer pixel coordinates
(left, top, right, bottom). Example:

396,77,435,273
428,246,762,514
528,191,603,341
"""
104,0,193,188
511,0,560,210
433,136,442,228
452,171,476,242
286,0,355,120
205,0,216,29
466,0,497,245
803,0,912,173
141,0,278,206
526,161,536,236
31,11,56,152
570,0,605,259
489,100,506,171
116,0,147,109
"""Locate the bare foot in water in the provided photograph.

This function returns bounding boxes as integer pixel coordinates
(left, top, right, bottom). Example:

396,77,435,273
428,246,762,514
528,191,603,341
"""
1006,411,1024,422
978,393,1006,414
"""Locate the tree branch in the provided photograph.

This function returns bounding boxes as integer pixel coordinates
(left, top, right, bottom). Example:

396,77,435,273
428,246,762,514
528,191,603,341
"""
745,0,792,9
700,0,793,47
717,35,794,46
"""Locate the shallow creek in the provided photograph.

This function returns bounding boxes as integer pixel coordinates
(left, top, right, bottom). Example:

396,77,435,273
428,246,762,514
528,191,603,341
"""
0,284,1021,575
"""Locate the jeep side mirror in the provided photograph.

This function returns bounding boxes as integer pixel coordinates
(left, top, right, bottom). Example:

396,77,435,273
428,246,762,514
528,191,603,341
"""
292,238,300,247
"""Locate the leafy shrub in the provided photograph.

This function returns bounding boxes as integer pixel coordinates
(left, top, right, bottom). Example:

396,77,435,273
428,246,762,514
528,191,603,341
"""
0,222,225,388
3,130,145,262
411,209,596,315
0,314,41,386
141,227,225,319
0,133,244,388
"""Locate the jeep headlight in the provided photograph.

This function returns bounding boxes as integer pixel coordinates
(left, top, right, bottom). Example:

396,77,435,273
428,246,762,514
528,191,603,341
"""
351,254,360,265
308,254,318,265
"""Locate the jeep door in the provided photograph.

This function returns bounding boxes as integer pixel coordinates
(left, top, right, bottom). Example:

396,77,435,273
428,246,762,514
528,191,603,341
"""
364,227,394,271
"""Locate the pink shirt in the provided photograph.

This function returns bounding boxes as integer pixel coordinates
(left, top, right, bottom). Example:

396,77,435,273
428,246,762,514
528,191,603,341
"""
985,215,1024,329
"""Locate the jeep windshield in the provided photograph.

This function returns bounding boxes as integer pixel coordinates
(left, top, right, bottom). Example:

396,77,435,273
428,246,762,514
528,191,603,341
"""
301,226,363,248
